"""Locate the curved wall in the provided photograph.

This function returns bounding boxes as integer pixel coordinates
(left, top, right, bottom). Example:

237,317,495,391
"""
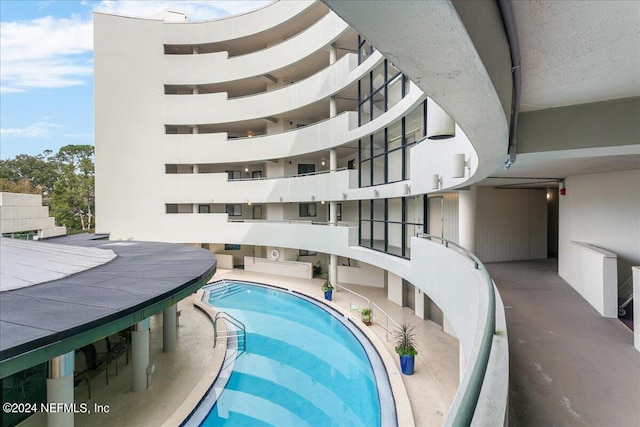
162,1,316,45
95,3,508,423
163,169,357,203
323,0,510,184
163,12,349,85
164,52,360,124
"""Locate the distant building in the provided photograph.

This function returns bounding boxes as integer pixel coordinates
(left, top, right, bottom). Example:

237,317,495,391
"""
0,192,66,239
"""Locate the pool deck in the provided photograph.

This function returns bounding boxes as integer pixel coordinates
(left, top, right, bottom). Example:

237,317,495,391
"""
18,269,459,427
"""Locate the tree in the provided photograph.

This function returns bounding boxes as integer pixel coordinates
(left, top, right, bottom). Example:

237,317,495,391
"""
0,151,57,196
50,145,95,231
1,145,95,232
0,178,42,195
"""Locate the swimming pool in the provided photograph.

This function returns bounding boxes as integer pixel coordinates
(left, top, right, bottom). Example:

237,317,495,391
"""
191,280,395,427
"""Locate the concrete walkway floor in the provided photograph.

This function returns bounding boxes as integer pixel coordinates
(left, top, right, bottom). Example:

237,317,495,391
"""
486,259,640,426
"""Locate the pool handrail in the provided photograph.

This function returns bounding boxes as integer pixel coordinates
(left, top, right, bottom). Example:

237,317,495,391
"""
213,311,246,354
416,233,496,426
333,283,401,342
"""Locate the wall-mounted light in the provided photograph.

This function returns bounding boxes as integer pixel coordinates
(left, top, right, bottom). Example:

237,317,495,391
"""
244,167,249,172
431,174,443,190
405,184,411,194
374,189,379,197
248,201,252,205
342,193,347,200
311,195,315,201
247,131,253,138
427,98,455,139
321,201,325,204
321,160,326,166
452,153,470,178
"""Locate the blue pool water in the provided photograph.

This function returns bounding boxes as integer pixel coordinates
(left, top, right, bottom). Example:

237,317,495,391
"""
200,282,384,427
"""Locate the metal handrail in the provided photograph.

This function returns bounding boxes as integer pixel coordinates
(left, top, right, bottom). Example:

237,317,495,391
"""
228,219,355,227
334,283,371,312
371,302,401,342
416,233,496,426
213,311,246,348
333,284,401,342
228,167,348,182
214,279,230,301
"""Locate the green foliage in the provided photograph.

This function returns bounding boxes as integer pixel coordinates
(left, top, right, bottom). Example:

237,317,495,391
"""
0,178,41,195
0,151,57,195
321,277,334,292
395,323,418,356
360,307,372,316
1,145,95,232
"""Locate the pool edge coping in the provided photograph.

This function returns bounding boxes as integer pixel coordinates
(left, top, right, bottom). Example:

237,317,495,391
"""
161,290,227,427
167,281,415,427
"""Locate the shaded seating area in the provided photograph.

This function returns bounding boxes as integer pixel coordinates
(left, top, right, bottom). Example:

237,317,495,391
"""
73,330,132,399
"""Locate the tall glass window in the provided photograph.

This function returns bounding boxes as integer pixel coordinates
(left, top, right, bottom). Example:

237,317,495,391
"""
358,59,405,127
358,36,375,65
359,196,426,258
358,100,426,187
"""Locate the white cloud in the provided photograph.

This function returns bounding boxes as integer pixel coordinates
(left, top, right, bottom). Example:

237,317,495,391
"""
0,1,273,93
0,15,93,92
0,121,61,138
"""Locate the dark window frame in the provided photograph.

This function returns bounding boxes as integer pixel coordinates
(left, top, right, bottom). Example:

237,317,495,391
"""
225,204,242,216
299,203,317,217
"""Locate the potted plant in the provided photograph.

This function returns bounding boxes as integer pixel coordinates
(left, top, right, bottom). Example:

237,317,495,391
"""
360,307,372,325
321,278,334,301
395,322,418,375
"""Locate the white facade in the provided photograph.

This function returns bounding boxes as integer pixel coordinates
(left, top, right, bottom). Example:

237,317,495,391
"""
0,192,66,239
94,1,481,254
94,2,504,424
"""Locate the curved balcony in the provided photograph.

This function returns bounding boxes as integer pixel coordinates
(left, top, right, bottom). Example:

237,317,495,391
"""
159,213,357,251
162,1,318,46
163,169,358,203
162,79,423,164
164,52,363,125
163,111,357,164
163,12,349,86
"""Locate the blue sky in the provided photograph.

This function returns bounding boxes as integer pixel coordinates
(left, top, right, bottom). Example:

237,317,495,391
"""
0,0,272,160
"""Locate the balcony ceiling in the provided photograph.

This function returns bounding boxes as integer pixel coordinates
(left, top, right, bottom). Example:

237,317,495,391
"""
323,0,640,185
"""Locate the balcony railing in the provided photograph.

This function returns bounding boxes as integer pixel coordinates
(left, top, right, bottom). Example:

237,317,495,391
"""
416,233,496,426
227,167,348,182
227,218,355,227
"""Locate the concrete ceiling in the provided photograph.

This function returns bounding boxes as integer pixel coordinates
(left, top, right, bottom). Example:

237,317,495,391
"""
323,0,640,185
496,0,640,182
514,0,640,112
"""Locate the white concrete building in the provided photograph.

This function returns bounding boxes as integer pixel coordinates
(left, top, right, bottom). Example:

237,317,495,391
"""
94,1,481,280
0,192,66,239
94,0,639,424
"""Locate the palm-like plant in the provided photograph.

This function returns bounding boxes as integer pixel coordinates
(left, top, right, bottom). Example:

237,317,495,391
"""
395,323,418,356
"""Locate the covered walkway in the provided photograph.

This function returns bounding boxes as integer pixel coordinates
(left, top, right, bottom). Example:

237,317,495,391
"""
487,259,640,426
